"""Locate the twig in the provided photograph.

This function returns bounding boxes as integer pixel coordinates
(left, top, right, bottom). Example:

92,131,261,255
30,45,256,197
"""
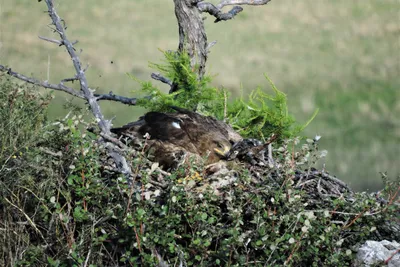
95,91,139,105
342,208,368,229
61,76,79,83
385,248,400,264
206,40,217,53
99,132,129,149
151,72,172,86
284,232,305,266
38,35,63,46
4,197,46,242
83,248,91,267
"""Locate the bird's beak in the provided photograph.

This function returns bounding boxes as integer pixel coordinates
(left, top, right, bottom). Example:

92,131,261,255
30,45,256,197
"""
214,144,231,159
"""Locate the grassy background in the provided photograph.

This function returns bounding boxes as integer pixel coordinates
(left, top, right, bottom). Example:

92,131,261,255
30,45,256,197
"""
1,0,399,191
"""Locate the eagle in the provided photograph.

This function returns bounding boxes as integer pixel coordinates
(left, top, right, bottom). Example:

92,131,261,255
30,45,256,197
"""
111,107,243,170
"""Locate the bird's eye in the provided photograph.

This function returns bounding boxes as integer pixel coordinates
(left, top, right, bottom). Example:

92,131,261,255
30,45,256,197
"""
215,141,223,148
234,151,239,155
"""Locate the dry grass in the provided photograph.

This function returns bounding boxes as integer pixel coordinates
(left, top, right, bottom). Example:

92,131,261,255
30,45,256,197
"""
0,0,399,190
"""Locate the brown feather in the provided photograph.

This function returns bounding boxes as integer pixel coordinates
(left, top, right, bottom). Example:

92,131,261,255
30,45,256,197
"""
111,107,242,169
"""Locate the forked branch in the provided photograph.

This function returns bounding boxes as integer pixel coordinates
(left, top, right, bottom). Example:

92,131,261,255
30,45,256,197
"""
197,2,243,22
36,0,133,180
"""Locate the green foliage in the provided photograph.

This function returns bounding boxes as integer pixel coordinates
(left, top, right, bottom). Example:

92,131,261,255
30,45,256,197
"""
0,76,52,161
131,50,224,112
222,78,318,141
132,51,317,142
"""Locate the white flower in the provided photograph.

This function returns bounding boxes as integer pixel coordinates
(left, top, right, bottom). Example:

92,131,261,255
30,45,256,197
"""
289,237,295,244
154,190,161,197
305,211,315,220
336,239,344,246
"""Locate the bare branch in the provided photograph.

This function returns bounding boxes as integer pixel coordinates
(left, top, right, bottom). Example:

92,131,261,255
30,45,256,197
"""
61,76,79,83
151,72,172,86
206,40,217,53
38,35,63,45
0,65,85,99
0,65,139,105
217,0,272,9
41,0,133,180
95,91,138,105
197,2,243,22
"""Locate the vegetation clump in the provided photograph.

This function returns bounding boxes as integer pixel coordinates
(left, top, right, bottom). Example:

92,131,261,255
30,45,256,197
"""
133,51,318,142
1,74,399,267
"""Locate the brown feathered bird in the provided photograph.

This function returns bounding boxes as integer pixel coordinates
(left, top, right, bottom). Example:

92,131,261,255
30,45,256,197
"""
111,107,242,170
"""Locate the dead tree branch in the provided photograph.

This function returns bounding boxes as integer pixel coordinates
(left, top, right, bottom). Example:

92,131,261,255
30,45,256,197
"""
0,65,85,98
0,65,140,106
197,2,243,22
43,0,109,131
38,35,63,46
39,0,133,180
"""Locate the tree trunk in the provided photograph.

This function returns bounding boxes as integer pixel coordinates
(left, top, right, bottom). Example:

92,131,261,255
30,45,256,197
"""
173,0,208,80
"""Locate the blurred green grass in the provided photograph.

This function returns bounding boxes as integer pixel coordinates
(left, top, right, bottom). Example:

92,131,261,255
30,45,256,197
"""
1,0,399,191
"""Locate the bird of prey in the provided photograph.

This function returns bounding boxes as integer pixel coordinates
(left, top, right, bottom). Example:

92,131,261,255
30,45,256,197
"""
111,107,242,170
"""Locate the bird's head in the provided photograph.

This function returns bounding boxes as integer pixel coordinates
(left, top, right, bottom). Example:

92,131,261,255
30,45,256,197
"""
213,139,232,159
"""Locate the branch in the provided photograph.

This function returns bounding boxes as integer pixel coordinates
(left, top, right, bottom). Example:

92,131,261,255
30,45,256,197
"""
41,0,133,180
0,65,140,105
38,35,63,46
0,65,85,99
197,2,243,22
217,0,272,9
150,72,172,86
43,0,110,130
95,91,138,105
